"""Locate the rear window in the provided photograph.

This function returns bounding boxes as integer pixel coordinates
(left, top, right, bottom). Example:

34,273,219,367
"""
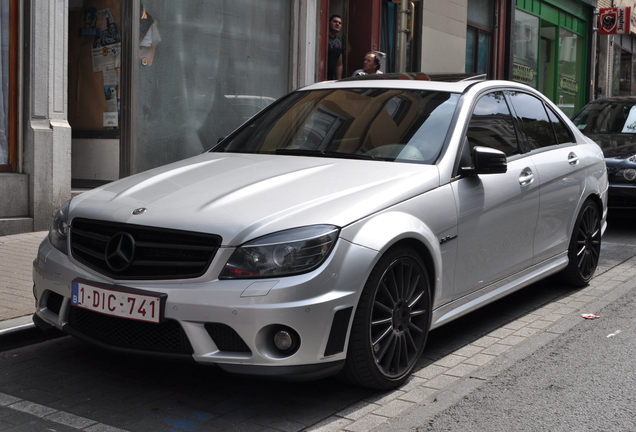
214,88,460,164
572,101,636,134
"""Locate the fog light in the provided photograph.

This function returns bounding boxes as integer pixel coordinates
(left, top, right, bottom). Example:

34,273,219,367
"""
274,330,293,351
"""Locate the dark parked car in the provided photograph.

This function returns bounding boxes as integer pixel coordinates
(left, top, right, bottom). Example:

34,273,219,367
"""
572,97,636,212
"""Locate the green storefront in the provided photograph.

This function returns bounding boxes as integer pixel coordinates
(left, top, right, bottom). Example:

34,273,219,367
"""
512,0,591,117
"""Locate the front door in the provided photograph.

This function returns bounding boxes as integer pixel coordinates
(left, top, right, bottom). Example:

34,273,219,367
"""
452,91,540,299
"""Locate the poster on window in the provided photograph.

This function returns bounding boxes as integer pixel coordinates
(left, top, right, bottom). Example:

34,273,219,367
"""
599,7,631,35
92,8,121,72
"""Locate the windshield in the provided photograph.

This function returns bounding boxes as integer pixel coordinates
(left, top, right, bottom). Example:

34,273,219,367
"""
572,101,636,134
213,88,460,164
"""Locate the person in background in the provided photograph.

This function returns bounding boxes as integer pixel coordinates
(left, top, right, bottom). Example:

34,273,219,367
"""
327,15,344,80
352,51,384,76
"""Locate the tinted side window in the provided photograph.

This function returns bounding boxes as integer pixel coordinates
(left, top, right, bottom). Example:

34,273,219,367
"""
466,92,519,157
506,91,557,149
546,107,574,143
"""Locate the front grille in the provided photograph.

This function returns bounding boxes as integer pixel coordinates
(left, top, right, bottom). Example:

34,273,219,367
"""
46,291,64,315
608,195,636,209
68,306,193,354
204,323,251,353
70,218,221,280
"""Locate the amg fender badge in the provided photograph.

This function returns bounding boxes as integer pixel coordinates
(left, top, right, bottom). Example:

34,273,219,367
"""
439,235,457,245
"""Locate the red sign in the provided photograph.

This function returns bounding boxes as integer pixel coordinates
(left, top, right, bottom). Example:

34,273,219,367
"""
599,7,631,35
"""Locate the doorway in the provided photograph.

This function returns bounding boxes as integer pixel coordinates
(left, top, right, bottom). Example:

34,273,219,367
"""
68,0,122,188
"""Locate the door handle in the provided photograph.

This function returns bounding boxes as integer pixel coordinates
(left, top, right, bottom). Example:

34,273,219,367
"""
568,152,579,166
519,168,534,186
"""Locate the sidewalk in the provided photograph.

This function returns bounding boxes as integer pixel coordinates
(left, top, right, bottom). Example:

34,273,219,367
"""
0,231,48,331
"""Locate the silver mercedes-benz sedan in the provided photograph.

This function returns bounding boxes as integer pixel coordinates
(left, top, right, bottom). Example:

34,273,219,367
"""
33,74,608,389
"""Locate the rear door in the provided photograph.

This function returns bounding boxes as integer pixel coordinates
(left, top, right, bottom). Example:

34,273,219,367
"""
505,91,586,263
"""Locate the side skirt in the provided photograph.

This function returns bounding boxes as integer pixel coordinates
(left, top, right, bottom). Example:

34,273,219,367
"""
430,252,568,330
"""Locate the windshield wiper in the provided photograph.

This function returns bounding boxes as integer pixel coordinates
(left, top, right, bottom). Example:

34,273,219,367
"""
275,148,376,160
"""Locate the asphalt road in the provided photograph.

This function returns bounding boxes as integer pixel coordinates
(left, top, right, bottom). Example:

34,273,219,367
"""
415,278,636,431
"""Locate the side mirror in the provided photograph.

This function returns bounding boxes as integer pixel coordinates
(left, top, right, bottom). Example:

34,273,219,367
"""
461,146,507,175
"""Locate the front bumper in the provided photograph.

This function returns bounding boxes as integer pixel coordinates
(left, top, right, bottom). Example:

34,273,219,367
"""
608,182,636,210
33,236,378,379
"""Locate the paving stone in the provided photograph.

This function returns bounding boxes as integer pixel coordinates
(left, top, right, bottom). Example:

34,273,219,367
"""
305,416,353,432
445,362,481,378
412,364,447,380
398,385,438,404
462,353,497,367
480,343,511,356
343,413,387,432
371,399,415,417
336,400,380,421
423,373,460,390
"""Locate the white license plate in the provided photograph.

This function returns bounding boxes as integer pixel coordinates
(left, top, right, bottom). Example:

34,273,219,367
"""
71,281,162,324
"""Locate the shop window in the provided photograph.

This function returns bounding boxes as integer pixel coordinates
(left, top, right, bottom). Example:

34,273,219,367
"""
512,10,539,89
0,0,17,172
132,2,292,174
557,29,582,117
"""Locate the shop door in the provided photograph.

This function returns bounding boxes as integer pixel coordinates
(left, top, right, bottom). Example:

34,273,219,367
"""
68,0,122,188
345,0,381,77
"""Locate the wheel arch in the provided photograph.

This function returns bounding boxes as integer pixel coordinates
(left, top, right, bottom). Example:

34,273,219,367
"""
340,211,443,303
571,192,605,240
383,238,437,302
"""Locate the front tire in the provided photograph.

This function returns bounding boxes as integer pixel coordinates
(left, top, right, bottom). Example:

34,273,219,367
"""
342,247,431,389
561,199,601,287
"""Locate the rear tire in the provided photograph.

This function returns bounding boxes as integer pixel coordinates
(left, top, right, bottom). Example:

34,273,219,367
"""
561,199,601,287
341,247,431,390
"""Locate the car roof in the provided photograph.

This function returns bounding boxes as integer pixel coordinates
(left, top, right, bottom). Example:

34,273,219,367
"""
302,73,520,94
584,96,636,104
301,72,486,93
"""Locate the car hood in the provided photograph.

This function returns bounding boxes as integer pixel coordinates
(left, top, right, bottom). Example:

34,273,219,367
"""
585,133,636,161
70,153,441,245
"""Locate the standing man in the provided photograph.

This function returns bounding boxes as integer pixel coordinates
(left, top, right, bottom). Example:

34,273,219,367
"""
352,51,384,76
327,15,344,80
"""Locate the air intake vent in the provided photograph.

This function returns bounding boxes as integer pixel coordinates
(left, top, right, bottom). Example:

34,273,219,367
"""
68,306,193,354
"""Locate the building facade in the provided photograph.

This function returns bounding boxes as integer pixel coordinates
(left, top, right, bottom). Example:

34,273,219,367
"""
0,0,598,236
595,0,636,99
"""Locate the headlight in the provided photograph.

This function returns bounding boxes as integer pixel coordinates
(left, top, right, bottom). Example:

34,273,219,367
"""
48,199,71,254
620,168,636,181
220,225,340,279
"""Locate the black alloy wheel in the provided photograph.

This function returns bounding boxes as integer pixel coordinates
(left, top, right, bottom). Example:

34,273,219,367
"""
562,199,601,287
342,247,431,389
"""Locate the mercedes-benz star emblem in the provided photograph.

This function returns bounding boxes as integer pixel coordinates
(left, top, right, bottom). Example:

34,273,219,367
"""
132,207,147,215
105,232,136,272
